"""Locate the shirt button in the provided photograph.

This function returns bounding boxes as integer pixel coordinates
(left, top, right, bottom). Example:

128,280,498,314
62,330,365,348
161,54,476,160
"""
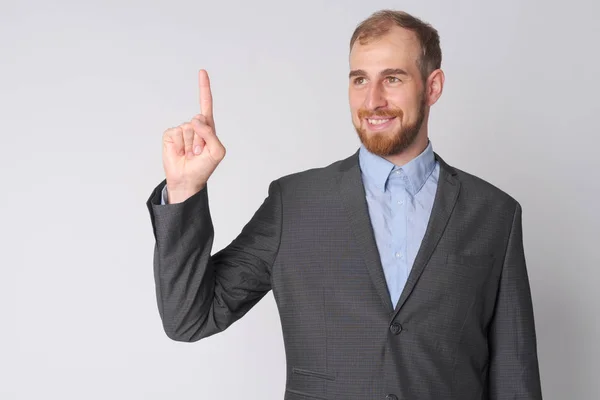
390,323,403,335
395,170,401,174
397,200,403,205
395,252,402,258
386,394,399,400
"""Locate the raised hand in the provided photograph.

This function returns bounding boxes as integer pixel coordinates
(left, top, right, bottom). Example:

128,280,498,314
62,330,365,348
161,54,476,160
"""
162,69,226,203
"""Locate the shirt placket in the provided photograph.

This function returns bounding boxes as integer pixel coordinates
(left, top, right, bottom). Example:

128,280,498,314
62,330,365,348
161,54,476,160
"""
389,169,408,306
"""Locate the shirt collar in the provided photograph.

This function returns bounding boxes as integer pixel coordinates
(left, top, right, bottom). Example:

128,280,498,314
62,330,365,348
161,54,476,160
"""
358,140,437,195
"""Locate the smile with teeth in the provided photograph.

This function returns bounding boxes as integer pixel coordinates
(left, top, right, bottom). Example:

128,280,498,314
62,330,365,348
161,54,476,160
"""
367,118,392,125
367,117,395,125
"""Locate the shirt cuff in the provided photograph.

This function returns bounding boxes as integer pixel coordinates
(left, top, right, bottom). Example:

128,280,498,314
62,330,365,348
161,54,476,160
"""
160,185,168,205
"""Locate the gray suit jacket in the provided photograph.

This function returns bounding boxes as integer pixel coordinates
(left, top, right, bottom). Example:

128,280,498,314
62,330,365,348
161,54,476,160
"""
146,150,543,400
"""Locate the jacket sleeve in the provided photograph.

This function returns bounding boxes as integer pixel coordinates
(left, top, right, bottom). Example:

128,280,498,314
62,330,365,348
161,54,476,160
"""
488,202,543,399
146,179,282,342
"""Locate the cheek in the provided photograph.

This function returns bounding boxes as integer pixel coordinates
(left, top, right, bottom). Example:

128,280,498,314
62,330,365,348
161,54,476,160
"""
391,96,419,118
388,83,421,105
348,90,364,110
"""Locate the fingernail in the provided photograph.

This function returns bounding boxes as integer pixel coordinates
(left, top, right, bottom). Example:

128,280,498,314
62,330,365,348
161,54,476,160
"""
194,145,201,154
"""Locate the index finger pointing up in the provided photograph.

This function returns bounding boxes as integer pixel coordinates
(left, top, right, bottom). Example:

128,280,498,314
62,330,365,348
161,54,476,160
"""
198,69,213,123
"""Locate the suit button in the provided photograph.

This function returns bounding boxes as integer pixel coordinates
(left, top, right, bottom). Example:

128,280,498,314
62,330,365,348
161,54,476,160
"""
389,322,402,335
386,395,399,400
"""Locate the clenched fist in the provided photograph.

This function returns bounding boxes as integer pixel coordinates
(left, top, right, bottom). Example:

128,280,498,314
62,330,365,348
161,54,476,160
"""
162,70,226,204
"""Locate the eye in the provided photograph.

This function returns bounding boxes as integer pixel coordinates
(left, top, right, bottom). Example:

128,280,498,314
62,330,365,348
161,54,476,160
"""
386,76,401,83
353,77,367,85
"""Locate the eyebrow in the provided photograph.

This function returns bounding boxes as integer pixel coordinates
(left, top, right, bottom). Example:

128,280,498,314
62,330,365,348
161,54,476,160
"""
349,68,410,79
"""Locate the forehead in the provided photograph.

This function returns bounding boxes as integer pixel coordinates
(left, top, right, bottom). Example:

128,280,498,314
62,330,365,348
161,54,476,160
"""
349,26,421,72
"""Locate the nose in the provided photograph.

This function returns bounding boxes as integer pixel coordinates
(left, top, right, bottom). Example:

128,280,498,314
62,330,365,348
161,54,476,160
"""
364,81,387,110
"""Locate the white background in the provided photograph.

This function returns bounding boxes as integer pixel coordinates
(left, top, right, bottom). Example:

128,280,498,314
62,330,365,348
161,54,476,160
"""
1,0,598,398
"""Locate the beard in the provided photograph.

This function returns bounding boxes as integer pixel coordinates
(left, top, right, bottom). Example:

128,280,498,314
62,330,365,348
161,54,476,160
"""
354,93,427,157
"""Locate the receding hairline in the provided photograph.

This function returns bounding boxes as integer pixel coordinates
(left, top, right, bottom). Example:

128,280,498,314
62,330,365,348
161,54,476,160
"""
349,25,423,55
348,10,442,82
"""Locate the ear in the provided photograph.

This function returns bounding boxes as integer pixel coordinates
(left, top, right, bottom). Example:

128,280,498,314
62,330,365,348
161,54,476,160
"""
425,69,444,106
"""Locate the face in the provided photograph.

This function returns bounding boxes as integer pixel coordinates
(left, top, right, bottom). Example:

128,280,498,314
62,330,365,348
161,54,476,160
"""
349,26,429,157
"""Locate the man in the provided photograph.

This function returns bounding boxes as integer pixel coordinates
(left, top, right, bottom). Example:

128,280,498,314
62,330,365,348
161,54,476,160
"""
146,9,543,400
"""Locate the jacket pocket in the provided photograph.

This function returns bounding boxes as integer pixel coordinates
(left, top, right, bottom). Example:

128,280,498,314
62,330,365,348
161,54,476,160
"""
285,388,329,400
292,367,336,381
286,367,335,400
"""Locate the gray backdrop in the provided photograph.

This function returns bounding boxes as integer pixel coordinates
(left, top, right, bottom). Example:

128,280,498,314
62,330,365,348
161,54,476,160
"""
1,0,598,399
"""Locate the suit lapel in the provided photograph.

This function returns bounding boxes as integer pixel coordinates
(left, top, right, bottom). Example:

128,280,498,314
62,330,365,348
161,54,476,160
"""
340,152,461,319
339,151,394,314
392,153,460,318
338,150,461,317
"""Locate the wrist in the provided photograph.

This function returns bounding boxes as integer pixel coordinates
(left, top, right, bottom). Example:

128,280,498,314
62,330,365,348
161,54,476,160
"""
165,183,206,204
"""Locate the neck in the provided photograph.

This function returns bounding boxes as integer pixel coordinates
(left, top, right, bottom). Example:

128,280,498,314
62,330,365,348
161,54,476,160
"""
383,132,430,167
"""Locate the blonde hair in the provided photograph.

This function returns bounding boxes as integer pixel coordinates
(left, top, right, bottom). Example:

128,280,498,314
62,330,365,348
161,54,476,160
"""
350,10,442,82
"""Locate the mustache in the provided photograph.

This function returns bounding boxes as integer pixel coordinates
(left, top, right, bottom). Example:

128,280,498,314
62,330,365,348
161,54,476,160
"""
357,108,403,119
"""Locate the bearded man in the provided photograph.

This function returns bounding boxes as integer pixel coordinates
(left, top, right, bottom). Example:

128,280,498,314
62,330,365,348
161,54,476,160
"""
146,9,543,400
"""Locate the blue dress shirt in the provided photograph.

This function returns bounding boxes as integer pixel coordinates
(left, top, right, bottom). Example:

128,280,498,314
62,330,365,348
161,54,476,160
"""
359,141,439,308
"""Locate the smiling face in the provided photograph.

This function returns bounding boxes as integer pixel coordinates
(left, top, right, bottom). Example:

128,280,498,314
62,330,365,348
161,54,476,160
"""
349,26,429,157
